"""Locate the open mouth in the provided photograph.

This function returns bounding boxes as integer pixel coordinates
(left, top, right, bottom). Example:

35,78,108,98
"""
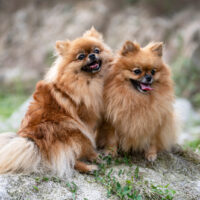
130,79,153,93
81,60,102,73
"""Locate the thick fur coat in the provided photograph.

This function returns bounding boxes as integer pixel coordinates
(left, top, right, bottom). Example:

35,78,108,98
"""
99,41,177,161
0,28,113,176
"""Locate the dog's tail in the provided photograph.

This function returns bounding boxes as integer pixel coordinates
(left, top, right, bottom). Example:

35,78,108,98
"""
0,132,41,174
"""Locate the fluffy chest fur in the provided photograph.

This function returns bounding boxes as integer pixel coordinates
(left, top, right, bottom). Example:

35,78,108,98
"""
56,73,104,132
74,77,104,132
104,77,174,151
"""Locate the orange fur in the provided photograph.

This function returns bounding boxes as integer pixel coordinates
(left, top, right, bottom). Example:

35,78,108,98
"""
0,27,113,176
100,41,177,161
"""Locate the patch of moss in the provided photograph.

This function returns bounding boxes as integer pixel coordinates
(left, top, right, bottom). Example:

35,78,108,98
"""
92,153,178,200
184,139,200,153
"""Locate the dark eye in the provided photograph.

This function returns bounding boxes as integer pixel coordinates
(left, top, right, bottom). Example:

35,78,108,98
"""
133,69,142,75
94,48,100,54
151,69,156,75
77,54,85,60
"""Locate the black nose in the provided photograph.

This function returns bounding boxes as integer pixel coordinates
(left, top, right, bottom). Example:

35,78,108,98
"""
88,53,96,61
145,74,152,82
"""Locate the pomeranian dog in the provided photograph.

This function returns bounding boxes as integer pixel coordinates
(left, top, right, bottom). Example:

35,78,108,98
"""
99,41,177,161
0,27,113,176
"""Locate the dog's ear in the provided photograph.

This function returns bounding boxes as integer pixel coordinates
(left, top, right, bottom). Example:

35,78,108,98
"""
83,26,103,41
149,42,163,57
120,41,140,56
56,40,71,56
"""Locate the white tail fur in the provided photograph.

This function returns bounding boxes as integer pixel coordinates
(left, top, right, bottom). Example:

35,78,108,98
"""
0,132,79,177
0,132,41,174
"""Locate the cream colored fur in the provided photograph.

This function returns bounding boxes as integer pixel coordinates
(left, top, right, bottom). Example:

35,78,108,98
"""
0,132,81,177
106,84,177,152
104,41,178,158
0,132,41,173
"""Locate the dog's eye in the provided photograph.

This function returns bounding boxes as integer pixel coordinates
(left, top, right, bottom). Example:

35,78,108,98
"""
77,54,85,60
93,48,100,54
151,69,156,75
133,69,142,75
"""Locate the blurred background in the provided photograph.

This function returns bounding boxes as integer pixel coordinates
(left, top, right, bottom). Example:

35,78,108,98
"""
0,0,200,152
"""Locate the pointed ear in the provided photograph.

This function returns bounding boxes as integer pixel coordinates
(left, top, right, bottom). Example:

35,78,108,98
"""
149,42,163,57
120,41,140,56
56,40,70,56
83,26,103,41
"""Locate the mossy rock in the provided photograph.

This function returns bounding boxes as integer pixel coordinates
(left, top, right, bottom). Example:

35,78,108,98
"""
0,145,199,200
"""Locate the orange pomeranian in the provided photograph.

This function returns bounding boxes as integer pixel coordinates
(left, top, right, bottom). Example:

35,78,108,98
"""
0,27,113,176
99,41,177,161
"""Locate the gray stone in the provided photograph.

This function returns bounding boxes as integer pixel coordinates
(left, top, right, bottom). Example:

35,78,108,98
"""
174,98,200,144
0,146,199,199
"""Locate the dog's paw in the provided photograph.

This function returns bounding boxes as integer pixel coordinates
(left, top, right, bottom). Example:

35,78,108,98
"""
145,152,157,162
87,164,98,172
88,153,102,164
103,148,118,157
93,154,102,164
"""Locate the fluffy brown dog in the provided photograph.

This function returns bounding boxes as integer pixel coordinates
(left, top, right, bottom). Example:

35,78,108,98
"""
99,41,177,161
0,27,113,176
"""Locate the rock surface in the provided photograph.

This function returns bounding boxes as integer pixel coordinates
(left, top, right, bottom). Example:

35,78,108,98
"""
0,146,199,200
174,98,200,144
0,98,200,199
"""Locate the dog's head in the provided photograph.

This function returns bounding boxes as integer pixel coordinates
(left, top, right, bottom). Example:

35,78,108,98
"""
54,27,112,78
115,41,170,94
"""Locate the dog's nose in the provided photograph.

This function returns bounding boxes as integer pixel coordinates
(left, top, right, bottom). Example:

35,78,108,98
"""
88,53,96,61
145,74,152,82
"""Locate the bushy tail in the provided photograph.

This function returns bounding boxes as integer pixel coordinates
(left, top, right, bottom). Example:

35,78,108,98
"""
0,132,41,174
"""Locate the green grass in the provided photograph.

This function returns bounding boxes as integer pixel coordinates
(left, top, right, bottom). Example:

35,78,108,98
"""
92,154,176,200
185,139,200,153
151,184,176,200
0,93,28,119
0,79,30,120
94,167,142,199
33,176,78,199
30,153,177,200
66,181,78,200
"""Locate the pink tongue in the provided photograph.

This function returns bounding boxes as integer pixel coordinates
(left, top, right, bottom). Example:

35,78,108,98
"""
140,83,153,91
90,63,98,69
